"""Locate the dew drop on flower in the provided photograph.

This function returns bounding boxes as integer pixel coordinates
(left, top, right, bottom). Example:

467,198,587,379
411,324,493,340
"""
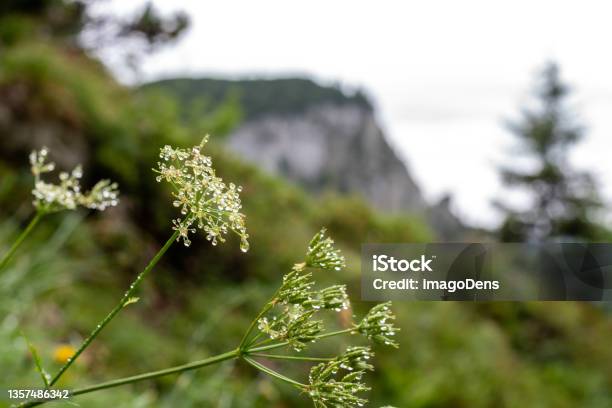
240,237,250,253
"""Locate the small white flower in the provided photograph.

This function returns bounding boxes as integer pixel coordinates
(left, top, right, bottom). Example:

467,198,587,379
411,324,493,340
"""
338,346,374,372
29,148,119,213
29,148,55,176
307,353,371,408
154,136,249,250
172,218,196,247
79,180,120,210
356,302,399,348
316,285,350,312
257,304,323,351
276,267,316,306
305,228,346,271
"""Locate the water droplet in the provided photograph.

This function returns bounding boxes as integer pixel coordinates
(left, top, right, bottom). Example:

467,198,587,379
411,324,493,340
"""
240,238,250,253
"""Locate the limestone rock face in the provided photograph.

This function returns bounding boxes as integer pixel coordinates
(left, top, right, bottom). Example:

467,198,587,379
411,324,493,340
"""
228,104,428,214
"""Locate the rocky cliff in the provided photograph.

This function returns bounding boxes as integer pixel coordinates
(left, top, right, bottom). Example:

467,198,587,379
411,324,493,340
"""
228,103,427,214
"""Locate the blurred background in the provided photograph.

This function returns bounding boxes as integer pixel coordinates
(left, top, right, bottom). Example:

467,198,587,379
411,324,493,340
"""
1,1,611,407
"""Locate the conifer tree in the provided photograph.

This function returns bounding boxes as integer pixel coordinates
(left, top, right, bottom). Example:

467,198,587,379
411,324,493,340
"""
496,63,605,241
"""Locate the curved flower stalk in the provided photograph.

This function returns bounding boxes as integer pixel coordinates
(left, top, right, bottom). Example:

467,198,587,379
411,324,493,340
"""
19,229,398,408
0,148,119,272
154,135,249,251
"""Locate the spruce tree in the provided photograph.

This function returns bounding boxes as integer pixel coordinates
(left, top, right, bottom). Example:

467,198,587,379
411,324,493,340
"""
496,63,604,242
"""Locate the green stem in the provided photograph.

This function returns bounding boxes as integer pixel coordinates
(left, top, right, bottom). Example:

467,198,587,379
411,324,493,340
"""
18,349,239,407
242,356,306,388
47,230,180,387
247,328,354,354
74,349,238,395
249,353,333,362
0,211,44,272
248,336,275,349
246,341,290,353
246,330,266,347
314,328,354,340
239,302,273,350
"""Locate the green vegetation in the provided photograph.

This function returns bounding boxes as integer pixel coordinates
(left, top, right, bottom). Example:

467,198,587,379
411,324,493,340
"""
143,77,373,123
0,5,611,407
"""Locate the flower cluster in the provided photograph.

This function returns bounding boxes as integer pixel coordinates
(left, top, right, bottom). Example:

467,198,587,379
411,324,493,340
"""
336,346,374,372
30,148,119,213
305,228,346,271
80,180,121,211
307,348,373,408
275,268,349,312
246,229,398,407
258,305,323,351
316,285,350,312
356,302,399,348
153,136,249,250
276,268,317,306
254,230,353,350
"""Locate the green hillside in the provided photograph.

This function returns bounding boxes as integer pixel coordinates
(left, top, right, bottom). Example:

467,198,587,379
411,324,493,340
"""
142,77,373,123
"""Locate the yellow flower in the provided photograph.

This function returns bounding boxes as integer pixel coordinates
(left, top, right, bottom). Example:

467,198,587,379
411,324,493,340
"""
53,345,76,364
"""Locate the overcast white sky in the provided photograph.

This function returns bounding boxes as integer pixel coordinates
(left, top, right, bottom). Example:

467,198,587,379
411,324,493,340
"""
101,0,612,227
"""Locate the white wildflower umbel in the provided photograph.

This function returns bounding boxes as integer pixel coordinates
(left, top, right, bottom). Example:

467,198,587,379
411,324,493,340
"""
29,148,119,213
356,302,399,348
339,346,374,372
276,268,317,306
275,268,349,312
307,351,371,408
234,229,398,408
153,136,249,250
305,228,346,271
79,180,120,211
254,230,352,351
257,304,323,352
315,285,350,312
